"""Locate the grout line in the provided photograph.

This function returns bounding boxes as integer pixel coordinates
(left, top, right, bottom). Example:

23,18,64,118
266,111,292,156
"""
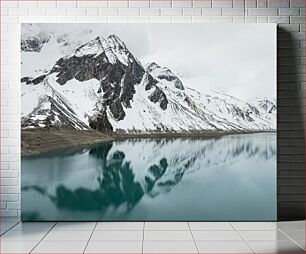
92,229,146,231
229,222,256,254
142,221,145,254
29,222,57,254
268,221,277,229
83,222,97,254
276,227,305,251
0,220,20,236
187,222,199,254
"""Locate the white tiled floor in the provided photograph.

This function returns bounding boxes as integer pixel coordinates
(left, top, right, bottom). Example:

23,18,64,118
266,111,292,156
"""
86,241,142,253
0,219,304,253
144,230,193,241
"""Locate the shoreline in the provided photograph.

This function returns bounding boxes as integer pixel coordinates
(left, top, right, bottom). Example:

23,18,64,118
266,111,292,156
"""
113,130,275,140
21,128,276,157
21,128,114,157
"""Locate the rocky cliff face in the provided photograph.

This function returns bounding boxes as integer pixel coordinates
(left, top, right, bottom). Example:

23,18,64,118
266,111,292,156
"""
49,35,170,126
51,36,144,122
22,34,171,132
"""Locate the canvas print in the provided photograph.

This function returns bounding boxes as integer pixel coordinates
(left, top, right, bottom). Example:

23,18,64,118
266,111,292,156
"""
21,23,276,221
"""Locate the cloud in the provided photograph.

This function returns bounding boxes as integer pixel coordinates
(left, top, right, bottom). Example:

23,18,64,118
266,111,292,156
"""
33,23,276,100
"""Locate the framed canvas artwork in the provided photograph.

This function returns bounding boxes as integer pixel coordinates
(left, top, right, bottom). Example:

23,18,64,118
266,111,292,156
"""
21,23,277,221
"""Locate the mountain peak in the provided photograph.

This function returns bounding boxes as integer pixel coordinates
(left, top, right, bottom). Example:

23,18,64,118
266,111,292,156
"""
107,33,120,40
146,62,160,73
74,37,104,57
107,34,127,50
147,62,184,90
72,34,131,67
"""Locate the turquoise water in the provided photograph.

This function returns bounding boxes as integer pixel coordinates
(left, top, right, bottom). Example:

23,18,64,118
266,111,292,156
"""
21,133,276,221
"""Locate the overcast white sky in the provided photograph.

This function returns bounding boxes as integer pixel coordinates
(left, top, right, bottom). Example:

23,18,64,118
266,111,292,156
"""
26,23,277,100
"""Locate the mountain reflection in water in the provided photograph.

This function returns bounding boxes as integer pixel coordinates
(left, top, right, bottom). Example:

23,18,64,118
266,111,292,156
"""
21,133,276,221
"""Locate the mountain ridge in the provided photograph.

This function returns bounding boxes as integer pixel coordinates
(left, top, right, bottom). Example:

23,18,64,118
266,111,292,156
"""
21,32,276,134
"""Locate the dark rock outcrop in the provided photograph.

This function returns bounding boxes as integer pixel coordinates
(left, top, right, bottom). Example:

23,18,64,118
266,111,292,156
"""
21,77,31,83
146,63,184,90
49,36,146,131
21,75,47,85
89,110,113,133
148,87,168,110
146,62,160,73
31,75,47,85
109,99,126,121
173,79,184,90
21,36,50,52
144,73,158,91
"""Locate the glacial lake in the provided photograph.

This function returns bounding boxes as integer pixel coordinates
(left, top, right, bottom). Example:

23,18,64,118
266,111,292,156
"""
21,132,276,221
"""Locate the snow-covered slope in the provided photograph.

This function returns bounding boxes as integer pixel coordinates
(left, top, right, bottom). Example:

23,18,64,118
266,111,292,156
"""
21,24,94,79
21,32,276,133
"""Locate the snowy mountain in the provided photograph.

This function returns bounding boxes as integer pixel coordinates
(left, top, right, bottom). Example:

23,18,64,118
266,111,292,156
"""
21,31,276,133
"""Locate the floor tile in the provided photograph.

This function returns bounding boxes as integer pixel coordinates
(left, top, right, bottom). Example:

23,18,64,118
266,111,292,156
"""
274,221,305,231
1,241,37,253
32,241,87,253
197,241,253,253
1,224,16,234
1,229,8,235
12,222,55,231
143,241,198,253
145,222,189,231
239,230,291,241
144,230,193,241
189,222,234,231
283,230,304,241
232,222,276,231
90,230,143,241
192,230,243,241
296,240,305,250
96,222,144,231
52,222,96,231
283,230,305,249
1,230,47,242
85,241,142,253
1,221,304,254
1,221,20,229
1,222,21,234
249,240,304,253
42,230,92,242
